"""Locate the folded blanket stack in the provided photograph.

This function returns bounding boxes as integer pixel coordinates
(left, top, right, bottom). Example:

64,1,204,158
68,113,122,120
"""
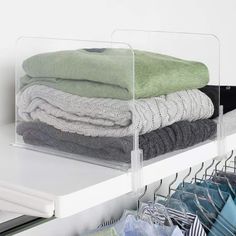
17,119,216,163
16,48,217,163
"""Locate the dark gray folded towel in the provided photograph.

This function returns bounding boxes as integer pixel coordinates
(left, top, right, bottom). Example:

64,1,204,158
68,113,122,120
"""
17,119,217,163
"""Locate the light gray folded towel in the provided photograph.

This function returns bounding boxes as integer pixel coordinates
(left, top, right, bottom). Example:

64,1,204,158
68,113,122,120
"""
17,85,214,137
16,119,217,163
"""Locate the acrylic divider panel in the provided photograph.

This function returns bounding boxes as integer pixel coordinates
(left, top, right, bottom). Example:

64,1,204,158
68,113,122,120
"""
15,37,137,172
111,29,222,163
216,67,236,160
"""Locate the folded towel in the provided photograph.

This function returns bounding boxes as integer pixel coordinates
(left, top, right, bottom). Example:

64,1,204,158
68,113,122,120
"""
200,86,219,118
17,85,214,137
200,85,236,118
17,119,217,163
21,48,209,99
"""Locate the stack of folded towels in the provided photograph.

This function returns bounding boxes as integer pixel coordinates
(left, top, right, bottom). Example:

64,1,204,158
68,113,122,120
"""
16,48,217,163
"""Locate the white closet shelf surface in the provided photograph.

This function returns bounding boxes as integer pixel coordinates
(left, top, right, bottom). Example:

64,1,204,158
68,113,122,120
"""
0,123,235,218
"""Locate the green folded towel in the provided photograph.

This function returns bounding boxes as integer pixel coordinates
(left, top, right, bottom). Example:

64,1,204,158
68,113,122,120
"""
21,48,209,99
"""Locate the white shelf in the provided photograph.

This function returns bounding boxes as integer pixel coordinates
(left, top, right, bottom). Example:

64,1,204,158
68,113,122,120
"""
0,123,235,218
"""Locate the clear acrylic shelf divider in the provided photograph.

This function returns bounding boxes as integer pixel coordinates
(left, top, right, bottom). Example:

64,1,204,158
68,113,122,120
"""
111,29,222,190
15,37,137,182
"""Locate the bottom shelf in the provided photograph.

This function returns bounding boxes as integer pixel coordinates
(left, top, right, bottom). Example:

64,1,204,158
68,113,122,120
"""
0,123,235,218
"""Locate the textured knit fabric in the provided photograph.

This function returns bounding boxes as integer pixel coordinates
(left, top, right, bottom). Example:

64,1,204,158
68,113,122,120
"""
21,48,209,100
16,119,217,163
200,86,219,119
17,85,214,137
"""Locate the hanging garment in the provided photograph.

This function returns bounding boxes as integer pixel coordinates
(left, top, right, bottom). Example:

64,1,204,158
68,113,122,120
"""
212,171,236,197
87,214,183,236
179,182,228,210
196,180,232,196
171,187,219,228
114,214,161,236
208,196,236,236
171,182,236,235
17,85,214,137
167,208,206,236
142,202,206,236
21,48,209,100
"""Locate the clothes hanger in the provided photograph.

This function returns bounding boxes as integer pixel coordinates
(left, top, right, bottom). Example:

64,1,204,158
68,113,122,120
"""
220,151,236,181
139,186,174,228
210,174,236,198
98,186,149,230
198,160,226,204
195,160,226,203
153,175,194,232
137,185,148,211
167,169,193,231
153,174,178,201
193,162,204,183
154,161,234,235
203,151,232,182
154,173,191,231
176,189,233,236
166,171,231,234
181,181,236,234
194,209,220,236
174,164,222,212
190,160,236,233
153,179,163,202
182,167,191,187
202,152,236,198
169,183,223,235
161,190,218,236
170,162,235,235
168,173,178,197
169,171,216,222
113,186,160,236
222,150,234,172
204,159,215,180
211,159,236,198
155,169,225,236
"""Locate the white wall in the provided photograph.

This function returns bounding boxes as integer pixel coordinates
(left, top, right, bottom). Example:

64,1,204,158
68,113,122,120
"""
0,0,236,125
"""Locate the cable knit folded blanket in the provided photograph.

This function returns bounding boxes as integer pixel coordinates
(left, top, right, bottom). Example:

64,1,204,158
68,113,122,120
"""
21,48,209,99
17,85,214,137
17,119,217,163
